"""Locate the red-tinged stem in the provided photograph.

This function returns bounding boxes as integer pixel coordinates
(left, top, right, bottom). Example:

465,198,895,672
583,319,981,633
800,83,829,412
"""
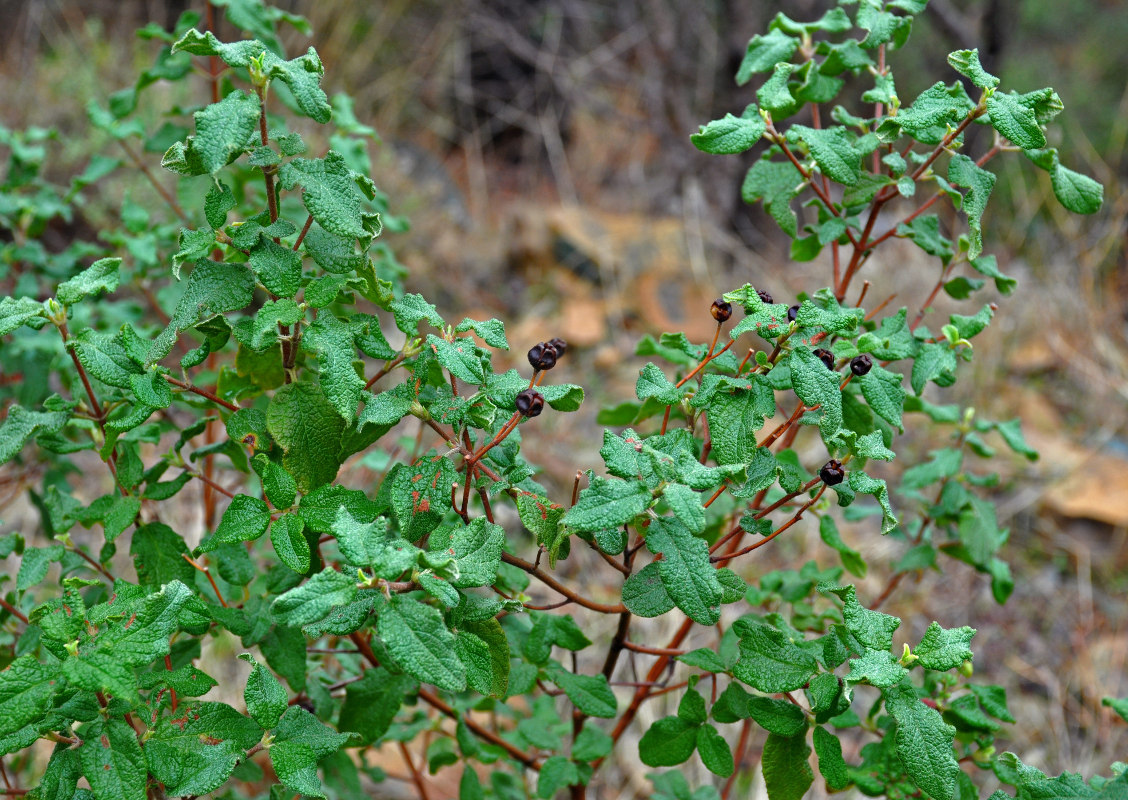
676,338,734,390
722,720,754,800
117,139,190,224
74,548,114,582
753,476,823,520
187,469,236,500
622,641,686,657
165,376,240,411
759,400,808,449
398,742,432,800
501,552,626,614
364,353,406,390
57,323,125,495
702,484,727,509
712,485,827,564
0,598,28,625
293,214,314,251
418,687,539,769
182,554,228,607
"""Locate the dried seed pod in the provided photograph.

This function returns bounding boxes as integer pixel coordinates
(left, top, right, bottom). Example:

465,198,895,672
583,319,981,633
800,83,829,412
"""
813,348,835,370
527,342,558,371
515,388,545,418
850,354,873,376
819,459,845,486
547,337,568,358
787,304,800,323
711,299,733,322
756,289,774,304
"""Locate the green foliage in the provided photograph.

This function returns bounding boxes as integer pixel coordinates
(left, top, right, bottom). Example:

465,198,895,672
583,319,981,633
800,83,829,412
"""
0,2,1115,800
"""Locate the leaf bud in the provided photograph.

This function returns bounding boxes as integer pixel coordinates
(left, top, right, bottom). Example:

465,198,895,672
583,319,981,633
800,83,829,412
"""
756,289,774,304
710,299,732,322
813,348,835,370
515,388,545,418
527,342,558,371
850,354,873,376
819,459,845,486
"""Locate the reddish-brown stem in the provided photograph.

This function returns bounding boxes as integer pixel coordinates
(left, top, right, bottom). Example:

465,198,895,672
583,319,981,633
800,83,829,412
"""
753,476,822,520
723,720,754,800
74,548,114,582
571,471,582,507
418,687,539,769
187,469,236,500
165,376,240,411
117,138,190,224
255,87,278,225
364,353,406,390
0,598,28,626
773,136,860,249
622,641,686,657
659,404,672,436
855,280,871,308
864,293,898,322
293,214,314,251
182,554,228,607
398,742,432,800
712,485,827,563
204,2,221,104
759,400,808,449
702,484,727,509
58,323,124,494
501,552,626,614
676,339,734,390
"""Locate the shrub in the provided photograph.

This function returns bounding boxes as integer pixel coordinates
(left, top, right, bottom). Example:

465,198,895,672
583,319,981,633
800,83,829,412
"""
0,2,1122,800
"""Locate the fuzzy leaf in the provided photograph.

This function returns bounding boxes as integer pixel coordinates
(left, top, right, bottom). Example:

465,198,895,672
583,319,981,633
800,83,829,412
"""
733,621,818,693
947,154,996,259
79,717,147,800
691,106,766,154
57,258,122,305
271,568,358,627
638,716,698,767
148,261,256,365
548,665,617,718
563,477,650,532
884,682,959,800
240,654,288,730
789,125,860,185
987,91,1046,150
915,622,975,671
1051,163,1104,214
192,90,260,174
762,732,814,800
737,29,800,83
789,345,843,440
279,151,380,242
946,49,999,89
645,516,723,625
267,382,346,494
378,595,466,692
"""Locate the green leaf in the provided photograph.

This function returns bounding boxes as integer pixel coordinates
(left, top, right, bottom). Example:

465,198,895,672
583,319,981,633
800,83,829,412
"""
458,618,510,697
812,725,851,791
0,296,47,336
563,477,650,532
455,317,509,349
390,453,455,541
691,106,766,154
737,29,799,83
428,335,486,386
789,345,843,440
887,82,975,145
548,664,617,719
193,90,261,174
57,258,122,305
69,330,143,389
846,649,907,688
638,716,698,767
378,595,466,692
338,667,417,744
148,261,257,365
279,151,380,242
911,343,958,395
741,157,803,236
239,654,289,730
391,293,444,335
270,707,352,799
430,518,504,588
762,732,813,800
970,685,1015,723
987,92,1046,150
572,725,614,761
883,682,959,800
621,562,675,618
267,381,346,494
145,702,255,796
968,254,1017,294
823,584,900,650
819,516,866,578
706,380,776,466
915,622,975,671
645,516,723,625
733,620,818,693
247,237,303,298
196,494,270,553
0,405,69,466
788,125,860,185
302,314,364,422
947,154,996,259
79,717,147,800
858,365,905,432
267,47,332,124
1051,162,1104,214
636,363,681,405
946,49,999,89
271,568,358,627
745,695,807,736
537,756,581,798
0,656,58,739
62,651,138,704
696,724,734,777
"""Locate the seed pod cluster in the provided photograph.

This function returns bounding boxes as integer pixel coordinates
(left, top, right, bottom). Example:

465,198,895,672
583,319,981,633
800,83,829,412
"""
850,354,873,376
813,348,835,370
515,388,545,418
819,459,845,486
528,338,567,371
787,304,800,323
710,299,733,322
756,289,774,304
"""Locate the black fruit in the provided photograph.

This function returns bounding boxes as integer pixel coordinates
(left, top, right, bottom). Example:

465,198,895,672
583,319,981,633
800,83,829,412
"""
711,299,732,322
787,304,799,323
756,289,774,304
547,337,568,357
813,348,835,370
819,459,845,486
515,388,545,418
527,342,558,371
850,354,873,376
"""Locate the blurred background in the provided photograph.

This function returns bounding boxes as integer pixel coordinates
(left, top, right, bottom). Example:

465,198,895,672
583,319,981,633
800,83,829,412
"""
1,0,1126,794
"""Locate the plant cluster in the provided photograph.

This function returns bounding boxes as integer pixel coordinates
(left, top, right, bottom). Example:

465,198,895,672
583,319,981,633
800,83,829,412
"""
0,2,1123,800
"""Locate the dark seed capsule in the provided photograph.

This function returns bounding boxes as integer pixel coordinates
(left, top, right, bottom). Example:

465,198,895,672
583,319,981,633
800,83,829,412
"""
515,388,545,418
819,459,845,486
527,342,558,371
547,337,568,358
710,299,732,322
850,354,873,376
787,304,799,323
756,289,774,305
813,348,835,370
